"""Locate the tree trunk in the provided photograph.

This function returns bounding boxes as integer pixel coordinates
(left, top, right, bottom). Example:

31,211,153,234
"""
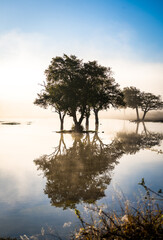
74,122,82,132
136,122,139,134
79,107,86,125
72,108,86,132
59,111,66,131
142,122,148,135
85,116,89,131
142,111,147,121
73,115,82,132
95,124,99,132
94,109,99,125
136,107,140,121
85,106,90,131
60,118,64,131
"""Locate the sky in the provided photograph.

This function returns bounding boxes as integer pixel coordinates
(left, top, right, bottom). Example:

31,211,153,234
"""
0,0,163,117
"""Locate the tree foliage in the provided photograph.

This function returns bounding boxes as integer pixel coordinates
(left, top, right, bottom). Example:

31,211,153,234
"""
123,87,142,121
140,92,163,120
123,86,163,121
34,54,125,131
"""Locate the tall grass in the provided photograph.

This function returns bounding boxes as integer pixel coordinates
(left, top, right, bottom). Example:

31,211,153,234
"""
73,179,163,239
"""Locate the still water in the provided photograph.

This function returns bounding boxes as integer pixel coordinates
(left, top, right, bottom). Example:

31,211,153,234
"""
0,118,162,238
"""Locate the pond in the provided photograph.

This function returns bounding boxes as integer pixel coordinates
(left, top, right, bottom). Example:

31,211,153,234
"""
0,118,162,239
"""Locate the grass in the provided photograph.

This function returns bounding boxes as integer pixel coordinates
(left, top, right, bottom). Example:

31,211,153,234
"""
74,202,163,239
73,179,163,239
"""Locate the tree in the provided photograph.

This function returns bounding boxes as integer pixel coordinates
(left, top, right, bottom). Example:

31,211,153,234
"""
34,54,86,131
140,92,163,121
34,54,124,132
123,87,142,121
45,54,89,132
34,83,67,130
83,61,125,127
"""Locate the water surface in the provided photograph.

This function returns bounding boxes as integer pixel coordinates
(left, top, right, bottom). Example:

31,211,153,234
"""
0,118,162,238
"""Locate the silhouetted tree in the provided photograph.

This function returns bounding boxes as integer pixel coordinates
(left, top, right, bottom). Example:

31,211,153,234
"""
34,55,124,132
84,61,125,127
140,92,163,121
34,84,67,130
123,87,142,121
35,54,86,131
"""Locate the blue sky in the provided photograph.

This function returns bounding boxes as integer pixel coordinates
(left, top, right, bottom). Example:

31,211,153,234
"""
0,0,163,117
1,0,163,60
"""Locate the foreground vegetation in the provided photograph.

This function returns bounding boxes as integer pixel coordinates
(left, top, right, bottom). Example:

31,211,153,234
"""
73,179,163,239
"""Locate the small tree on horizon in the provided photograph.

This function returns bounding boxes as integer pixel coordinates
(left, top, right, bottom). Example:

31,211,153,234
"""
140,92,163,121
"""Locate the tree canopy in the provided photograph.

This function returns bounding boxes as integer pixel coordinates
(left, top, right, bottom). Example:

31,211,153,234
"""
123,86,163,121
34,54,124,131
123,87,142,121
34,55,162,127
140,92,163,120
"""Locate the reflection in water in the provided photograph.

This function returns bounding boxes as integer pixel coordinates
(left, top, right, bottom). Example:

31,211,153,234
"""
116,123,163,155
34,123,163,209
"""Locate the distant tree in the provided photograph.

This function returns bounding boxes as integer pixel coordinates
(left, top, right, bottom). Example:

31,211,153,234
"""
123,87,142,121
140,92,163,121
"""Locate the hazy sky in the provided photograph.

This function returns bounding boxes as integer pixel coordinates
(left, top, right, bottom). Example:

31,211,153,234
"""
0,0,163,117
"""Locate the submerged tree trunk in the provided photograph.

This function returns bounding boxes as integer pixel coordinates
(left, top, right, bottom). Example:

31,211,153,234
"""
135,107,140,121
60,118,64,131
85,106,90,131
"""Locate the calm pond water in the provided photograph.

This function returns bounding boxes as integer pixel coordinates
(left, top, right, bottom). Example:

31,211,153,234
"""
0,118,163,239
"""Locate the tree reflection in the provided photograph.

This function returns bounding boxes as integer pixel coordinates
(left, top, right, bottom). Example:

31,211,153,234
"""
34,123,163,209
34,132,123,209
116,123,163,155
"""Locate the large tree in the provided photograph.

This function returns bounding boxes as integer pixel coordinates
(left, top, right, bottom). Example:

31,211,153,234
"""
140,92,163,121
46,54,89,131
123,87,142,121
34,54,86,131
34,54,124,132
